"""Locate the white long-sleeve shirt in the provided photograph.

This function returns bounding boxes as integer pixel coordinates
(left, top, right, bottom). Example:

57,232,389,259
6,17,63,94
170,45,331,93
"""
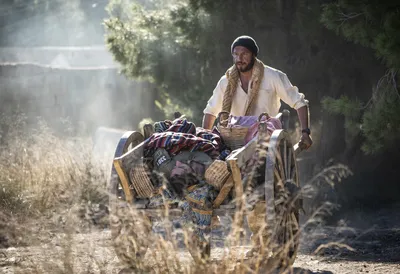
203,65,308,117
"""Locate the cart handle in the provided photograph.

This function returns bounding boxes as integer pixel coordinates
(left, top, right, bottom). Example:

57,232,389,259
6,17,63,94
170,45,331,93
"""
294,141,308,157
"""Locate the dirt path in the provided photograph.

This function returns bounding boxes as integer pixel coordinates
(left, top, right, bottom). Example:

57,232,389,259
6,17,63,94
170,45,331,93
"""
1,207,400,274
1,226,399,274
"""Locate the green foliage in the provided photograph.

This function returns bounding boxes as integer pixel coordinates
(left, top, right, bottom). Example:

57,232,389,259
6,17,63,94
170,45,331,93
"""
322,95,362,119
104,0,217,123
322,95,363,144
321,1,400,154
322,74,400,154
322,72,400,154
361,76,400,154
321,1,400,68
155,92,194,121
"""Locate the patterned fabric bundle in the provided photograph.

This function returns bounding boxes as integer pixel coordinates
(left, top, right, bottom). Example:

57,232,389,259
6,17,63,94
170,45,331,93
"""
180,183,218,243
168,119,196,134
148,180,217,243
217,149,232,161
145,118,226,159
154,120,173,133
145,131,218,156
154,118,196,134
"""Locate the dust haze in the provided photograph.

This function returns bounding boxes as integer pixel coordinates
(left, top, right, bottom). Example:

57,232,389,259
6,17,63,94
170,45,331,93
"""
0,0,154,144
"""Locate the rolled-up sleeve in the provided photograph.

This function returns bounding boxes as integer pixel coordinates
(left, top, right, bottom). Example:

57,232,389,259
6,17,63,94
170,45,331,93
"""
275,71,308,109
203,76,226,116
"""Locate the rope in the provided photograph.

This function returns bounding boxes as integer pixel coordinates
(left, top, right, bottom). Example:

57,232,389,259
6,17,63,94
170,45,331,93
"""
221,58,265,118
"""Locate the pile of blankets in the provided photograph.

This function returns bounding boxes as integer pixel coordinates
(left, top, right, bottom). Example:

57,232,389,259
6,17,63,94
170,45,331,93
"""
144,118,230,160
141,115,281,244
143,118,229,243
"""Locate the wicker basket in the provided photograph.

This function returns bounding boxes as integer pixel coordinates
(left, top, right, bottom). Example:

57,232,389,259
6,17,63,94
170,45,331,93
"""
205,160,230,190
217,112,270,150
128,161,154,198
213,175,234,208
217,111,248,150
218,126,249,150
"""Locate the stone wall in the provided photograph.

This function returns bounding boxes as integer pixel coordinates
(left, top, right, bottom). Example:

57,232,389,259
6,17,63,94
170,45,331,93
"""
0,63,155,134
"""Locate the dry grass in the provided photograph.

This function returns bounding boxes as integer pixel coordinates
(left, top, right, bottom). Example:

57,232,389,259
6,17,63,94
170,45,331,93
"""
109,168,352,274
108,143,353,273
0,113,353,274
0,113,109,241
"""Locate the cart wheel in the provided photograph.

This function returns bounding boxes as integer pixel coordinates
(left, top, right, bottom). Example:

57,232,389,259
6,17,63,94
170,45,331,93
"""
109,131,144,202
109,131,152,269
264,129,301,268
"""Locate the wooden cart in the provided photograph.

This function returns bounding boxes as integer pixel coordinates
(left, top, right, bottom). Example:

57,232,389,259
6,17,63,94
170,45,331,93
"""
109,110,305,269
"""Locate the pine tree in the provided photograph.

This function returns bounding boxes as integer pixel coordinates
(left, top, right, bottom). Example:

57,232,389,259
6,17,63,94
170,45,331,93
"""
321,1,400,154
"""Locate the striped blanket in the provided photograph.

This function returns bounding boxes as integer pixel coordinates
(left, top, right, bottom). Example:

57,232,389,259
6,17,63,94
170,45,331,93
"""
145,118,227,159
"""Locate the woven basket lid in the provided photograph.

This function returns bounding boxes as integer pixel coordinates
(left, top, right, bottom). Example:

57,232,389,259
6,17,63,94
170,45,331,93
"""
205,160,230,190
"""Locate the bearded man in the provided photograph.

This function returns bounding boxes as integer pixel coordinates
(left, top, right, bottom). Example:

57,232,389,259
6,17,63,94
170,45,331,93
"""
201,35,313,257
202,35,312,148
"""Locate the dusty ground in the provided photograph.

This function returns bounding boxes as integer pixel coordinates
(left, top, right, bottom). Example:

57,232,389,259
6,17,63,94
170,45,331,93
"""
1,205,400,274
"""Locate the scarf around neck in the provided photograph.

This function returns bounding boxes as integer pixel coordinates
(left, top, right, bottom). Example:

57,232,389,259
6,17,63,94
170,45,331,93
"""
221,58,265,119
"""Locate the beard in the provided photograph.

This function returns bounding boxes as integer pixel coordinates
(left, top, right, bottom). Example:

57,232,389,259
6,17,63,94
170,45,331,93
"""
235,57,256,72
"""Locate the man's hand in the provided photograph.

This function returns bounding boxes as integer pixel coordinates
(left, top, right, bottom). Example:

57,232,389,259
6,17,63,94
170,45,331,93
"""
299,132,313,150
296,105,312,150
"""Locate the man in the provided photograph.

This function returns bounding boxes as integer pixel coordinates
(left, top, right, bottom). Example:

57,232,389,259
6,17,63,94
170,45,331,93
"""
202,35,312,149
201,35,312,258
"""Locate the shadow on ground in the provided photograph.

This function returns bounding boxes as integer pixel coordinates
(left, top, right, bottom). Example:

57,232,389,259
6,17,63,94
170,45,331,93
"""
292,268,333,274
300,203,400,264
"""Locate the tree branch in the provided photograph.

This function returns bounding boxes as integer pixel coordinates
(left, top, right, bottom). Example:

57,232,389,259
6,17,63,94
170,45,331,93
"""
336,11,364,28
389,69,400,99
361,69,400,110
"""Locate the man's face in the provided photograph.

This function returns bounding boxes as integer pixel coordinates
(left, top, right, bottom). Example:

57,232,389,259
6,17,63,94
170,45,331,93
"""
232,46,255,72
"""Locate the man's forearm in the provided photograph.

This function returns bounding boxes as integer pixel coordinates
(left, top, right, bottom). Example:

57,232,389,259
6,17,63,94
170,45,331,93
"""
296,105,309,130
202,113,216,130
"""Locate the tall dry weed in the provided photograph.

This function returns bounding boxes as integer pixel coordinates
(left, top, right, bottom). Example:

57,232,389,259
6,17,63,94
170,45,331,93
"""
0,112,115,272
109,148,353,273
0,113,108,220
